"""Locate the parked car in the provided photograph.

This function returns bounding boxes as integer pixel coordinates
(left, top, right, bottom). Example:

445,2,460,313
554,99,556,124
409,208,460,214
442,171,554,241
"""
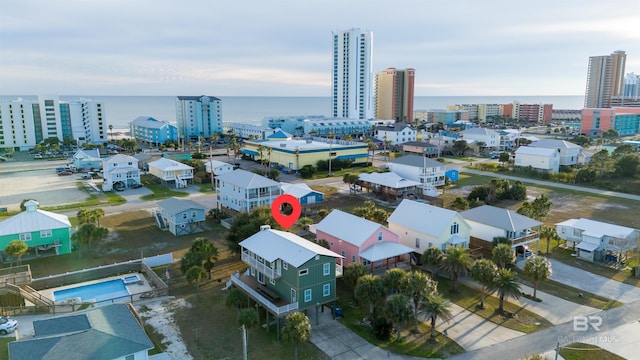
130,183,143,189
58,171,73,176
34,154,43,159
0,316,17,335
516,245,533,258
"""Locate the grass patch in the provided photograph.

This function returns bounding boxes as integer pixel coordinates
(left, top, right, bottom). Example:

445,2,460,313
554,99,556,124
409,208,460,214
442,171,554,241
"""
139,174,189,200
198,183,215,193
559,342,625,360
0,337,13,360
144,323,167,355
436,276,554,333
515,266,623,310
334,282,464,358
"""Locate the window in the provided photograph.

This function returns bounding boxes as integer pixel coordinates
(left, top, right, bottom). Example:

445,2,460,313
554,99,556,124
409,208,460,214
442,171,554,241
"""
341,250,346,257
299,269,308,276
182,213,187,219
352,255,356,263
192,211,196,218
283,262,288,270
125,355,134,360
304,289,312,302
41,229,52,238
323,263,330,276
378,231,383,241
20,233,31,241
415,238,420,248
270,277,276,285
450,222,459,235
323,283,330,297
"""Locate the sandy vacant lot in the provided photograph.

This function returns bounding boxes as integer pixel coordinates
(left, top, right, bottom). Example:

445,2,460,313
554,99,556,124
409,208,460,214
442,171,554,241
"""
0,166,90,211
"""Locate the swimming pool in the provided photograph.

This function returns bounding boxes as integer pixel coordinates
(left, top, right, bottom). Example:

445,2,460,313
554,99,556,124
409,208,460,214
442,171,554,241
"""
53,278,131,303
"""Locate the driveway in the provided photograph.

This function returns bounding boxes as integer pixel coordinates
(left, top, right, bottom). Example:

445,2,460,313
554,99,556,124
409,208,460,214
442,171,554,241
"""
528,258,640,304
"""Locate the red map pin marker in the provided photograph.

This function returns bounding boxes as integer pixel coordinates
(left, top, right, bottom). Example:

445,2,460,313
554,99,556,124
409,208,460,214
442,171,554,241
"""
271,194,301,229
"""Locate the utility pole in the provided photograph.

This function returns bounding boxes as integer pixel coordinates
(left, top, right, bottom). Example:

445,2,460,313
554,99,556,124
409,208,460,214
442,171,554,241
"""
242,325,248,360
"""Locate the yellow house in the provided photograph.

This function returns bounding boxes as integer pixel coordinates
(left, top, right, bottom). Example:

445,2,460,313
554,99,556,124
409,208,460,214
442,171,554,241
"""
242,139,368,171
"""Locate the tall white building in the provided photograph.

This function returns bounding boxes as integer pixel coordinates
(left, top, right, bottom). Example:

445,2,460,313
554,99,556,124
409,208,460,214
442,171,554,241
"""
175,96,223,142
624,72,640,98
331,28,373,120
0,95,106,151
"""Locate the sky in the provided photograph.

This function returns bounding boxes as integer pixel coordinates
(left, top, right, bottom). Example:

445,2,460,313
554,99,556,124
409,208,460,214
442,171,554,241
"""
1,0,639,97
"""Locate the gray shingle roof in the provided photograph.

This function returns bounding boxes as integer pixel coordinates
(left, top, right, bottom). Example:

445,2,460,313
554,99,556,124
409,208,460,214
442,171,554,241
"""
157,197,207,214
215,169,280,189
531,139,581,149
8,304,153,360
316,210,391,247
388,154,445,168
130,116,169,129
388,199,464,237
460,205,542,231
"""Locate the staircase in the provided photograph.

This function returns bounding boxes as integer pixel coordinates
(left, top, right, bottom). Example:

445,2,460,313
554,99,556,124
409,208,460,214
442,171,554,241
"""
6,283,54,306
152,209,167,229
174,177,187,189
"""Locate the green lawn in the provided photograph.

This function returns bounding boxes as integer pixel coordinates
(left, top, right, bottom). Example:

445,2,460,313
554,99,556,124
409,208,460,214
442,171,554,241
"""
434,275,554,333
0,337,12,360
334,282,465,358
139,174,189,200
559,342,625,360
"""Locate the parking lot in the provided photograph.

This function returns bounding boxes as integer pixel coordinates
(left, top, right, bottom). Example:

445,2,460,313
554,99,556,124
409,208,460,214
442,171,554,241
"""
0,158,90,212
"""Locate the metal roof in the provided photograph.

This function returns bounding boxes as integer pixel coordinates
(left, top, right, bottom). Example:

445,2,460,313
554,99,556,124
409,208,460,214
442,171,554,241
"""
148,157,194,171
358,242,414,262
316,210,394,247
460,205,542,231
0,202,70,236
531,139,581,149
515,146,557,156
103,154,138,164
555,218,638,239
358,172,421,189
239,228,342,267
130,116,169,129
388,199,466,237
280,182,323,199
157,197,207,214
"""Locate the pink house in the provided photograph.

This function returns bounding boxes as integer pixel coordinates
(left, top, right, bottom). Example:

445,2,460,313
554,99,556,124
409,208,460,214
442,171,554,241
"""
315,210,414,269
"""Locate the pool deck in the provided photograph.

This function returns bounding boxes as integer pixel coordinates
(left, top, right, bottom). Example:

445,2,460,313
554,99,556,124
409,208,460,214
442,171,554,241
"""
36,273,153,306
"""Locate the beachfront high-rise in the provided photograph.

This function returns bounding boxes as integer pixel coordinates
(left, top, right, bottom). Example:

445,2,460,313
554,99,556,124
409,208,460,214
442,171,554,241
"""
375,67,415,123
0,95,106,151
584,50,627,108
331,28,373,120
175,96,222,142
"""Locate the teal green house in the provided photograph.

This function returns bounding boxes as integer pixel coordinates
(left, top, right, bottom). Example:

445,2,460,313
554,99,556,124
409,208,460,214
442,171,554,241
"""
231,225,343,334
0,201,72,257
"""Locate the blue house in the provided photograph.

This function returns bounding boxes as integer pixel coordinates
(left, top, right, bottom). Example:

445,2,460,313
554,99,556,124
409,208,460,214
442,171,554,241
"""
72,149,102,171
280,182,324,205
130,116,178,145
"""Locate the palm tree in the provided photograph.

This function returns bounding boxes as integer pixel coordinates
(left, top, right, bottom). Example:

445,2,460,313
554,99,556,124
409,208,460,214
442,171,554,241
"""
441,246,472,293
421,248,443,277
384,294,412,342
71,223,108,257
91,208,105,227
355,274,385,319
540,225,558,255
419,293,453,342
366,139,376,165
191,237,219,279
383,268,407,294
470,259,498,309
282,312,311,360
4,240,28,267
402,271,437,332
492,243,515,269
489,268,521,313
523,256,552,299
238,307,259,355
344,263,367,301
225,287,248,313
186,265,206,299
108,124,113,142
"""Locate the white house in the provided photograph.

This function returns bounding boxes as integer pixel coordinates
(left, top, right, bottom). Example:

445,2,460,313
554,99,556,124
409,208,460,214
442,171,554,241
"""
459,128,500,151
387,200,471,262
514,146,560,173
375,123,417,145
154,197,207,236
530,139,584,166
215,169,281,213
555,218,639,262
386,154,446,192
148,157,194,188
101,154,140,191
205,159,234,176
460,205,542,258
223,123,279,139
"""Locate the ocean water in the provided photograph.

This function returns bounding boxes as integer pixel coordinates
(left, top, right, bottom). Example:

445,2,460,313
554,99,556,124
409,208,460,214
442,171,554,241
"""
1,95,584,130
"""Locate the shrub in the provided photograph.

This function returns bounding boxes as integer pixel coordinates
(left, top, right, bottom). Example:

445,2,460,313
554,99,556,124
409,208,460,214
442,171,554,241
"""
299,165,317,179
372,316,393,340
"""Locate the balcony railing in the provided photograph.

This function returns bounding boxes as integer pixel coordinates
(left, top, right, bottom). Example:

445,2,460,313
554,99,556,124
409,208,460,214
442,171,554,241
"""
512,232,539,245
336,264,343,278
241,252,281,279
230,273,298,316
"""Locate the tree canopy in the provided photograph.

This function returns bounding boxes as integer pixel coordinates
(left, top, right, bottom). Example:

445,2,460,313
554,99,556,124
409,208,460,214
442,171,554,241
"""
225,207,281,254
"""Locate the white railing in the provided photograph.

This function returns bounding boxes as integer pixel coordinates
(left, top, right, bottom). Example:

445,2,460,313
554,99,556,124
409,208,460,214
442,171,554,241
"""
230,273,298,316
241,252,281,279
